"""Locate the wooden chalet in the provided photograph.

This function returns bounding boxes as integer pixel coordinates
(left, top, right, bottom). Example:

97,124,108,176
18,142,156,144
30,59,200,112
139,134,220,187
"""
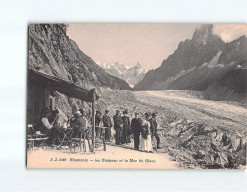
27,68,99,152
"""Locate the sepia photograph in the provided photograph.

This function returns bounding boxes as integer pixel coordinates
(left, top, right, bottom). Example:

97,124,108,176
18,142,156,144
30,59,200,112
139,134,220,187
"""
2,0,247,193
26,23,247,169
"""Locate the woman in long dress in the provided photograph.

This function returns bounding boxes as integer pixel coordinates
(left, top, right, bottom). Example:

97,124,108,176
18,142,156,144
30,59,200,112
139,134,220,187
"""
139,112,153,152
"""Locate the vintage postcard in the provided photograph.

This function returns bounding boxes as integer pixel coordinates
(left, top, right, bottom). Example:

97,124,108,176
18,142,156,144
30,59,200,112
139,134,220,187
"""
26,24,247,169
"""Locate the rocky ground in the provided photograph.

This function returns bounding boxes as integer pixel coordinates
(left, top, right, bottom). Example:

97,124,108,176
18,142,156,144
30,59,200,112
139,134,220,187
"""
101,88,247,169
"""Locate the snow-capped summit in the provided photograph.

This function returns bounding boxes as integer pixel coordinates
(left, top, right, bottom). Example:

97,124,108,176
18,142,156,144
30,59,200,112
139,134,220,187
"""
97,62,148,88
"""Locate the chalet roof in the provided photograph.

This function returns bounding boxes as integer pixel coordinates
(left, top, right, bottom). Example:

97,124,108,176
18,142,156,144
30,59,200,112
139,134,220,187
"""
28,68,99,102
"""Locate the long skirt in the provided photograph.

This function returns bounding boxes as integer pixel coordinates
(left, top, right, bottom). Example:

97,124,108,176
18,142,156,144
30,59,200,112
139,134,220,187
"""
134,132,140,150
139,135,153,152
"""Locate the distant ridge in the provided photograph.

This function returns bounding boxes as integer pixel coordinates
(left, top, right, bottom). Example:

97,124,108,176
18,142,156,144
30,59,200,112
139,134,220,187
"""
134,24,247,97
97,62,148,87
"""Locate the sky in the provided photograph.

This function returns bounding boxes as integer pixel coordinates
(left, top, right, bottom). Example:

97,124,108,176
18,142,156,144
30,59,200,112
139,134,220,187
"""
67,24,247,70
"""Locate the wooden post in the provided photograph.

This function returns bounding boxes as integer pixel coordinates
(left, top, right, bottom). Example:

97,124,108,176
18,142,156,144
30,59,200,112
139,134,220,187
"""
44,89,50,108
91,89,96,153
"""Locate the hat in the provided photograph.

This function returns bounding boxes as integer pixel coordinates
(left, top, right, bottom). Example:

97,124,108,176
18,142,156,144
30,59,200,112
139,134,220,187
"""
105,109,109,113
152,112,157,117
74,111,82,117
145,112,151,117
123,110,127,114
134,112,139,115
116,110,120,113
79,108,85,115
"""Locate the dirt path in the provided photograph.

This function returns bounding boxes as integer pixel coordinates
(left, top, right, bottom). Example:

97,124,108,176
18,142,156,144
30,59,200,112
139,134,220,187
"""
27,143,178,169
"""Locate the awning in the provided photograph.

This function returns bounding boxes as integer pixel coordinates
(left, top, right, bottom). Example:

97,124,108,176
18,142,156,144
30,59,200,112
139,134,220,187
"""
28,68,99,102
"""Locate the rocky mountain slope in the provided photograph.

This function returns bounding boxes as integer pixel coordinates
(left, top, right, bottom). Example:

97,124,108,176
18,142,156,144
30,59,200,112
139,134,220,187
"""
134,25,247,101
204,69,247,103
28,24,130,115
97,62,148,87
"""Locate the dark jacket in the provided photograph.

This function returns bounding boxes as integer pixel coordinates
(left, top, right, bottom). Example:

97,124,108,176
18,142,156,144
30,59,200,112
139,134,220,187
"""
37,116,49,133
131,118,142,134
102,114,112,127
113,114,123,129
122,116,130,126
73,115,87,128
95,114,102,126
122,116,131,135
149,118,157,134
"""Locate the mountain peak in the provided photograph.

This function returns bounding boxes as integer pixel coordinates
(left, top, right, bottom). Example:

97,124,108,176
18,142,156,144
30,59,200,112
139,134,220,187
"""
135,62,141,69
97,62,148,87
192,24,219,45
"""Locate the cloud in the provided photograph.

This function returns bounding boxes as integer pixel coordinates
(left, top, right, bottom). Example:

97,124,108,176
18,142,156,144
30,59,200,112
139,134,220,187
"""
213,24,247,42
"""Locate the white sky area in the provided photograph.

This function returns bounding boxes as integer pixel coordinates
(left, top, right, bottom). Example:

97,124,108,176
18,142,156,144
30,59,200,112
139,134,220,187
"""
213,24,247,42
68,24,247,69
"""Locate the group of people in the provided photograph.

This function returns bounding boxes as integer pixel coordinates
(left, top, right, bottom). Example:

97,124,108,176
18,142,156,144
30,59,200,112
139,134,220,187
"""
114,110,161,152
37,107,89,146
96,109,161,152
36,106,161,152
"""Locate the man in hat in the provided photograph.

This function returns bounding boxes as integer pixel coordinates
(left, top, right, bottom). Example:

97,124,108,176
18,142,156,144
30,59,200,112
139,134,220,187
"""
149,112,161,149
131,112,142,150
113,110,123,145
37,107,59,146
102,110,112,141
95,110,102,138
122,109,130,144
49,109,60,126
39,107,54,133
79,108,86,118
72,110,88,138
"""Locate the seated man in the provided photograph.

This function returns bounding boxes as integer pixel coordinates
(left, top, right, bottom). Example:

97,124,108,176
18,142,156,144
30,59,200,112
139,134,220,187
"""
37,107,59,146
49,109,60,126
38,107,53,133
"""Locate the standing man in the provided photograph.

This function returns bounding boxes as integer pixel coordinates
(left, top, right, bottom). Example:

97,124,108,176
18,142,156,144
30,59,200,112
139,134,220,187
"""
113,110,123,145
95,111,102,138
149,113,161,149
102,110,112,142
72,110,88,138
48,109,59,125
131,112,142,150
122,109,130,144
